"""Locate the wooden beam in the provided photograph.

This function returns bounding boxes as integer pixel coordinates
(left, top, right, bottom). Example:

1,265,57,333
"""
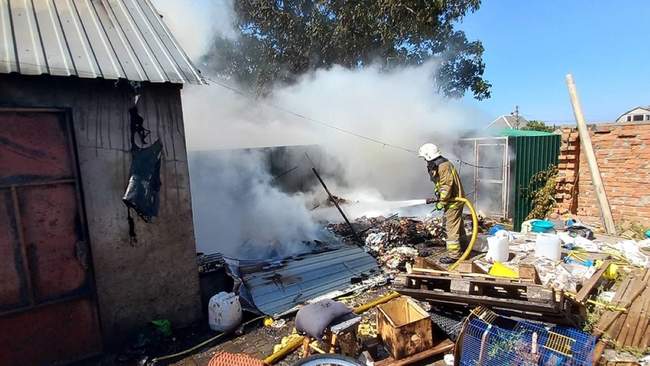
396,288,560,314
374,339,454,366
575,260,612,303
565,74,617,234
411,267,534,283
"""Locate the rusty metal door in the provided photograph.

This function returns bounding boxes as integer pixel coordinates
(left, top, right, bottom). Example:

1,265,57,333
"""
0,110,102,365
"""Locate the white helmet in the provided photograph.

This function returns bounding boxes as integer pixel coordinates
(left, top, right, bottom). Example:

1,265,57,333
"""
418,143,441,161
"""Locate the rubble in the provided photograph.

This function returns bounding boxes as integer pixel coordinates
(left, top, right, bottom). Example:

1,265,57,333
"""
180,213,650,366
327,212,501,273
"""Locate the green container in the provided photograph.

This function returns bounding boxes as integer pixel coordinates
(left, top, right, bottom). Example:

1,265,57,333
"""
510,134,561,232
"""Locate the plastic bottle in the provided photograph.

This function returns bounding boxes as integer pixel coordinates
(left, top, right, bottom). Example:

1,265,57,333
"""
486,235,509,262
534,233,562,261
208,292,242,332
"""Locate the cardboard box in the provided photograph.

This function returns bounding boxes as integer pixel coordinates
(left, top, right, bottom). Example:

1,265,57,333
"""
376,297,433,359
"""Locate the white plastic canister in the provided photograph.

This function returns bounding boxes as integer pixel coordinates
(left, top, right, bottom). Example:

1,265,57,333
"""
208,292,242,332
534,233,562,261
486,235,509,262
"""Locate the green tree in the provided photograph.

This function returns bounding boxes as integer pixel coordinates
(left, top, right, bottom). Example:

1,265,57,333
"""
204,0,491,100
521,120,555,133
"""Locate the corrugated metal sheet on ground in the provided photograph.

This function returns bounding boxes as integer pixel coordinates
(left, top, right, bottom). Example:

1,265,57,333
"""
243,245,379,316
0,0,202,84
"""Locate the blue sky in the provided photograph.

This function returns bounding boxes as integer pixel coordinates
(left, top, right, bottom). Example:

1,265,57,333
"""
459,1,650,123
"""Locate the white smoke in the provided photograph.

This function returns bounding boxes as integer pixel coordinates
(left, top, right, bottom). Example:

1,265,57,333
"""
153,1,489,257
152,0,237,61
189,150,327,257
184,63,485,199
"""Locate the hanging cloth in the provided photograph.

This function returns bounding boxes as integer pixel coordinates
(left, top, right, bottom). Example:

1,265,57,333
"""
122,106,163,223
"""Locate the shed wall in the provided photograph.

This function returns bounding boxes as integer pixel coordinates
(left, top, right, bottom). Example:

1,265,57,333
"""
0,74,201,344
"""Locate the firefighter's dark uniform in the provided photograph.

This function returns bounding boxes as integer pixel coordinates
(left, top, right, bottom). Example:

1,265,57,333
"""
428,156,467,258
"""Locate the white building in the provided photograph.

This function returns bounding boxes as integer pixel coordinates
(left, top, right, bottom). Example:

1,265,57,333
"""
616,106,650,123
487,114,530,129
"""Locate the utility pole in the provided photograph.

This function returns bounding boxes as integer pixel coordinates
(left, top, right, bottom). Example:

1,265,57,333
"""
512,105,520,129
565,74,617,234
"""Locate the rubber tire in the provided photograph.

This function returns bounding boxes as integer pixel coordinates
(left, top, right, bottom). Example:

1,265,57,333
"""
292,353,363,366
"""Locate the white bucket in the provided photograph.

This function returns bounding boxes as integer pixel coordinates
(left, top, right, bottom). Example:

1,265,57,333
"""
535,234,562,261
208,292,242,332
486,235,509,262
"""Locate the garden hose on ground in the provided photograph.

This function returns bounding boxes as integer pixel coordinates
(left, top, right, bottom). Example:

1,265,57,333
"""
448,197,479,271
149,315,266,364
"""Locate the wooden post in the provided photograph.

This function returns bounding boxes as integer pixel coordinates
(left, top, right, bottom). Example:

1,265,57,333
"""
565,74,617,235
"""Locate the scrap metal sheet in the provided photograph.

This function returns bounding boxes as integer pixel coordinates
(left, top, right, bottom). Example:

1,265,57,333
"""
242,246,379,316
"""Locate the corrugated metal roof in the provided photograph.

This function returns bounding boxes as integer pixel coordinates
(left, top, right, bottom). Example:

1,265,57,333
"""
242,246,379,316
0,0,203,84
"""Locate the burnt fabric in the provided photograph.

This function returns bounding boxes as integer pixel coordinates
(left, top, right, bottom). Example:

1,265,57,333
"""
295,299,352,339
428,157,466,257
123,139,163,222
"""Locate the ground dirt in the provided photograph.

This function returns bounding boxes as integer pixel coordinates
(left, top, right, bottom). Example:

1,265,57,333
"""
170,287,447,366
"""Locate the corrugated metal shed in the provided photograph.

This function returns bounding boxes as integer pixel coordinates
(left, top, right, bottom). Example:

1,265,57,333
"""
511,134,561,231
0,0,203,84
242,246,379,316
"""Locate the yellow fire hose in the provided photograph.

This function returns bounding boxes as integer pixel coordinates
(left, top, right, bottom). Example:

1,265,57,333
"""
448,197,479,271
263,291,401,365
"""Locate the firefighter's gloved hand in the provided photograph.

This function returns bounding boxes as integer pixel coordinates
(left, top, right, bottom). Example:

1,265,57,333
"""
425,198,437,205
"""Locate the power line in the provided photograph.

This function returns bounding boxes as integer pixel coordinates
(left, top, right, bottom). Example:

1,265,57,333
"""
204,76,417,154
204,76,506,170
455,159,502,170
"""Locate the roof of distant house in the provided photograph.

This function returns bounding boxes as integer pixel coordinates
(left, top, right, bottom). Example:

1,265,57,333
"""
487,115,530,129
0,0,203,84
616,106,650,120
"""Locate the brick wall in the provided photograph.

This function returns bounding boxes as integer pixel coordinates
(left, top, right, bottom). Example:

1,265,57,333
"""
555,122,650,228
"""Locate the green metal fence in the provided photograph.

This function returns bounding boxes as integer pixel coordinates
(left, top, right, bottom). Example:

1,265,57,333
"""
511,134,561,231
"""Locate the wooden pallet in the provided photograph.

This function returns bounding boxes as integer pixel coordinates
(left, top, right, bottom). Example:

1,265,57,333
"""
394,271,566,317
593,268,650,350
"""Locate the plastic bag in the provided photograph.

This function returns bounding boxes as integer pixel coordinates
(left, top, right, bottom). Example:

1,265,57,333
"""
123,139,163,222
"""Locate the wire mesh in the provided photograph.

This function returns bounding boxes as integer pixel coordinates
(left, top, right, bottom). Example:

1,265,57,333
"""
459,315,595,366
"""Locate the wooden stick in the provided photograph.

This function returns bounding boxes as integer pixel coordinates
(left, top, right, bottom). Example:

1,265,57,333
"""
632,287,650,347
575,260,612,303
565,74,617,234
374,339,454,366
311,166,361,245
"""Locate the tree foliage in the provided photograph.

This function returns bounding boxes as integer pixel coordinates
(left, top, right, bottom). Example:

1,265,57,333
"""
521,120,555,133
204,0,491,99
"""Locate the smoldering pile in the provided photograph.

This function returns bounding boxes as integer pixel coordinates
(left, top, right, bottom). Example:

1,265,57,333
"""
328,213,501,272
328,216,446,272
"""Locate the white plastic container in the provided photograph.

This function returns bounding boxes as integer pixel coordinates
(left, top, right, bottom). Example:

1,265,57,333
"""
535,234,562,261
208,292,242,332
486,235,509,262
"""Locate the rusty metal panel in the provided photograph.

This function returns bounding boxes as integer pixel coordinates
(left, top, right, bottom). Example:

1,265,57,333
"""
21,184,88,301
0,112,73,183
0,298,102,365
0,190,25,309
0,110,102,365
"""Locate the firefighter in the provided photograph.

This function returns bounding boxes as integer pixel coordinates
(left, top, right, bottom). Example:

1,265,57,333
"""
418,143,468,264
